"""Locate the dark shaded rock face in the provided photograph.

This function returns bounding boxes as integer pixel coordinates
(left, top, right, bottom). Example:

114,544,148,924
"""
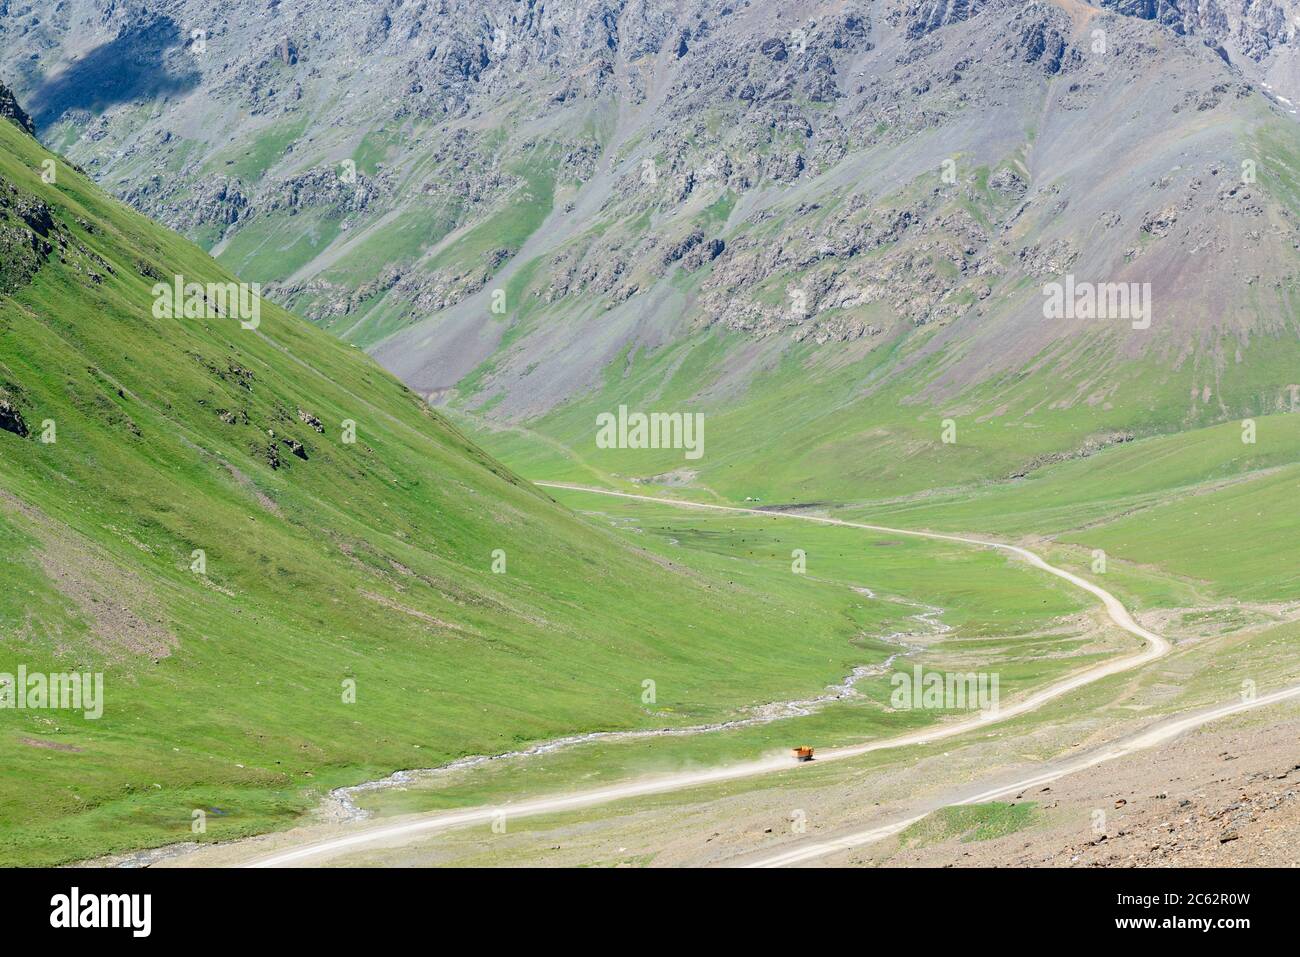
20,16,200,130
0,399,29,438
1018,17,1079,75
902,0,989,39
0,81,34,135
1096,0,1293,61
1097,0,1188,33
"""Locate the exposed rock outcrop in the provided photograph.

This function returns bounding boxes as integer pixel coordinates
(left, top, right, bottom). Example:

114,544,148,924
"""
0,80,33,135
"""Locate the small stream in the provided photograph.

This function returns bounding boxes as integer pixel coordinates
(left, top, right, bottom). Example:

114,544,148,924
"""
323,585,946,823
100,584,949,866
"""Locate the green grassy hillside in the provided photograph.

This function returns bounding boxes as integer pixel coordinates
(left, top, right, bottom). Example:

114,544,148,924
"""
841,411,1300,606
0,116,975,864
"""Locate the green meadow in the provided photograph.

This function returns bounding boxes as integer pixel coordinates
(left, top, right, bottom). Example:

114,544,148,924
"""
350,487,1106,820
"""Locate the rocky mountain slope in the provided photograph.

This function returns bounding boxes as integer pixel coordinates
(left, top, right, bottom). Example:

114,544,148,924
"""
6,0,1300,499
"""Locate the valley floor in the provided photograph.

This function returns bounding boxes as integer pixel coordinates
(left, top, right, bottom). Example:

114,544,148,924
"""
129,650,1300,869
67,414,1300,868
97,479,1300,868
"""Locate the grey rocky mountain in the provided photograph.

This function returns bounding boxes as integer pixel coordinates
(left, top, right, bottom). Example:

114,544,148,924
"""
4,0,1300,485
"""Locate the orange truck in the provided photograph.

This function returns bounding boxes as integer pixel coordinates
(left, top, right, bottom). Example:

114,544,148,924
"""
792,746,815,762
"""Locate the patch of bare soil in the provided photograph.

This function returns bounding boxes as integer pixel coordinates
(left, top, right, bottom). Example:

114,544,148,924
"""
883,715,1300,867
632,468,698,487
0,489,175,659
222,461,283,517
359,589,458,630
19,737,82,752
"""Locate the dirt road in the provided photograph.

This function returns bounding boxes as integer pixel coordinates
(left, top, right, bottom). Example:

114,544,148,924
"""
233,483,1177,867
742,682,1300,867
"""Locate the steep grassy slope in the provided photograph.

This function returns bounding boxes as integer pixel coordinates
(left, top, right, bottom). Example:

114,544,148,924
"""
0,115,947,864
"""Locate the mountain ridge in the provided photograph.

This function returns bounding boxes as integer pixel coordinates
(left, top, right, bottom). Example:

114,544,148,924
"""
6,2,1300,493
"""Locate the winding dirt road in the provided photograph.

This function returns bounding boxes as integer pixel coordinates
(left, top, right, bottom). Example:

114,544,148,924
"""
237,482,1182,867
532,484,1173,758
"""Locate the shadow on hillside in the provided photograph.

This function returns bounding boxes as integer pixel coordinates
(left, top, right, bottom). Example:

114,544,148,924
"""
29,17,200,130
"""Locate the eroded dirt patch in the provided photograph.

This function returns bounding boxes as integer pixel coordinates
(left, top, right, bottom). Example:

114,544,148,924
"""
0,489,175,659
19,737,83,752
222,461,283,517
